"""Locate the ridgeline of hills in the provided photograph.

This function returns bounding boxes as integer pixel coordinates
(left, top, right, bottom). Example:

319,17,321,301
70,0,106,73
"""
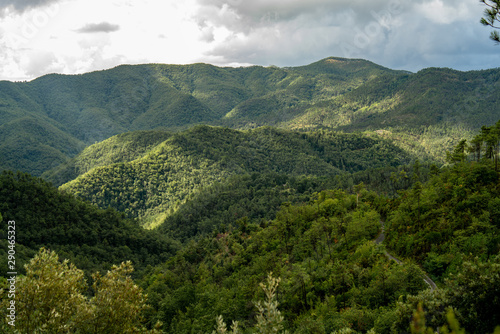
0,171,179,277
1,57,500,177
53,125,415,229
1,57,500,333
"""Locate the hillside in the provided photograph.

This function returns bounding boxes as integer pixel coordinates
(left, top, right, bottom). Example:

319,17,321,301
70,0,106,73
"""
135,124,500,334
43,130,173,186
1,57,397,176
138,161,500,333
0,117,499,333
2,57,500,176
57,125,415,229
0,171,178,277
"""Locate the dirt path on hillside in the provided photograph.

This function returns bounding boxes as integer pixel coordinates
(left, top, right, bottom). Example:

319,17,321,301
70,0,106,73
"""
375,221,437,291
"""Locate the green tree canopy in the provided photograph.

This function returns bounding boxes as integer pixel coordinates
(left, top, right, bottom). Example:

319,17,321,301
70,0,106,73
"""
0,248,161,333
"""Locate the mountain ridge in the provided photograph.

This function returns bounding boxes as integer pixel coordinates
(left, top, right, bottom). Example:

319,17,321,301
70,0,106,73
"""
1,57,500,176
56,125,416,228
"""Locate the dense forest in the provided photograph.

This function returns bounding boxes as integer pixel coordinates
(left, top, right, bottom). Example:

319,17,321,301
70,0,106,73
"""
0,171,178,277
0,122,499,333
57,125,416,229
1,58,500,177
1,58,500,333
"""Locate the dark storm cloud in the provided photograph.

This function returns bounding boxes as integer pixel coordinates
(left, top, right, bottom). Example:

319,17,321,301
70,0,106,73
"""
194,0,500,71
195,0,409,67
194,0,402,32
76,22,121,34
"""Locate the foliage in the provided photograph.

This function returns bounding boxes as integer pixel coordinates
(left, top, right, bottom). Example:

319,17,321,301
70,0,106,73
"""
0,171,178,277
140,189,429,333
87,261,149,333
135,124,500,333
0,248,161,333
214,273,286,334
481,0,500,43
59,125,414,228
2,58,500,176
254,274,288,334
385,161,500,281
213,315,242,334
407,301,500,334
43,130,173,186
5,248,88,333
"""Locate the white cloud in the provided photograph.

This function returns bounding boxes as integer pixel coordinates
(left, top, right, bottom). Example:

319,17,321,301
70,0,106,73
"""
415,0,474,25
0,0,499,81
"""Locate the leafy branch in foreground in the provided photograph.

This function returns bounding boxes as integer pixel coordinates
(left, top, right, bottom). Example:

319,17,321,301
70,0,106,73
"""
480,0,500,43
410,302,500,334
254,273,288,334
0,248,161,333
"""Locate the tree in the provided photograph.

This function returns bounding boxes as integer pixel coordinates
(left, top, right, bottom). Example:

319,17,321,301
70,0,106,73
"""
413,181,423,225
213,273,288,334
212,315,242,334
0,248,159,333
254,273,289,334
444,255,500,334
87,261,149,334
6,248,89,333
480,0,500,43
446,139,467,164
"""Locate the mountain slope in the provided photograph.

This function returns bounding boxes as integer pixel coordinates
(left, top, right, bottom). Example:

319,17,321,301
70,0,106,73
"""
42,130,173,186
2,57,500,176
0,57,404,176
58,125,414,228
0,171,178,277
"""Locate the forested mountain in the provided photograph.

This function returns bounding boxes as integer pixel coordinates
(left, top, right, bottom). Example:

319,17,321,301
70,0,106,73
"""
1,57,500,176
2,136,499,333
136,124,500,334
55,125,416,229
137,182,500,333
0,171,178,277
1,57,500,333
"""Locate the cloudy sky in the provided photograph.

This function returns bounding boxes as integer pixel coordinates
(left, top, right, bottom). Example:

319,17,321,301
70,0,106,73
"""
0,0,499,81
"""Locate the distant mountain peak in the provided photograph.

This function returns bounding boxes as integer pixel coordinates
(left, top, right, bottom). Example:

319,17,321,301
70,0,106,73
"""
1,57,500,177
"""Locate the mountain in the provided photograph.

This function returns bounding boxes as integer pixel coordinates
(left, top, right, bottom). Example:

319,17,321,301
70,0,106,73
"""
2,57,499,177
0,171,179,277
1,63,500,333
136,126,500,333
55,125,415,229
138,158,500,333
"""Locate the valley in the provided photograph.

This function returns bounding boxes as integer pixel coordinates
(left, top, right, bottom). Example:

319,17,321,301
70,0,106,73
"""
0,58,499,333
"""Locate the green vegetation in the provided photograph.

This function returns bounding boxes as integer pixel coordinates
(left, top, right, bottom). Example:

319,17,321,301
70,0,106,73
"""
481,0,500,43
136,145,500,333
1,57,500,176
140,188,430,333
58,125,415,229
0,123,499,333
1,57,500,333
137,124,498,333
43,130,173,186
0,248,162,333
0,171,178,277
385,121,500,284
